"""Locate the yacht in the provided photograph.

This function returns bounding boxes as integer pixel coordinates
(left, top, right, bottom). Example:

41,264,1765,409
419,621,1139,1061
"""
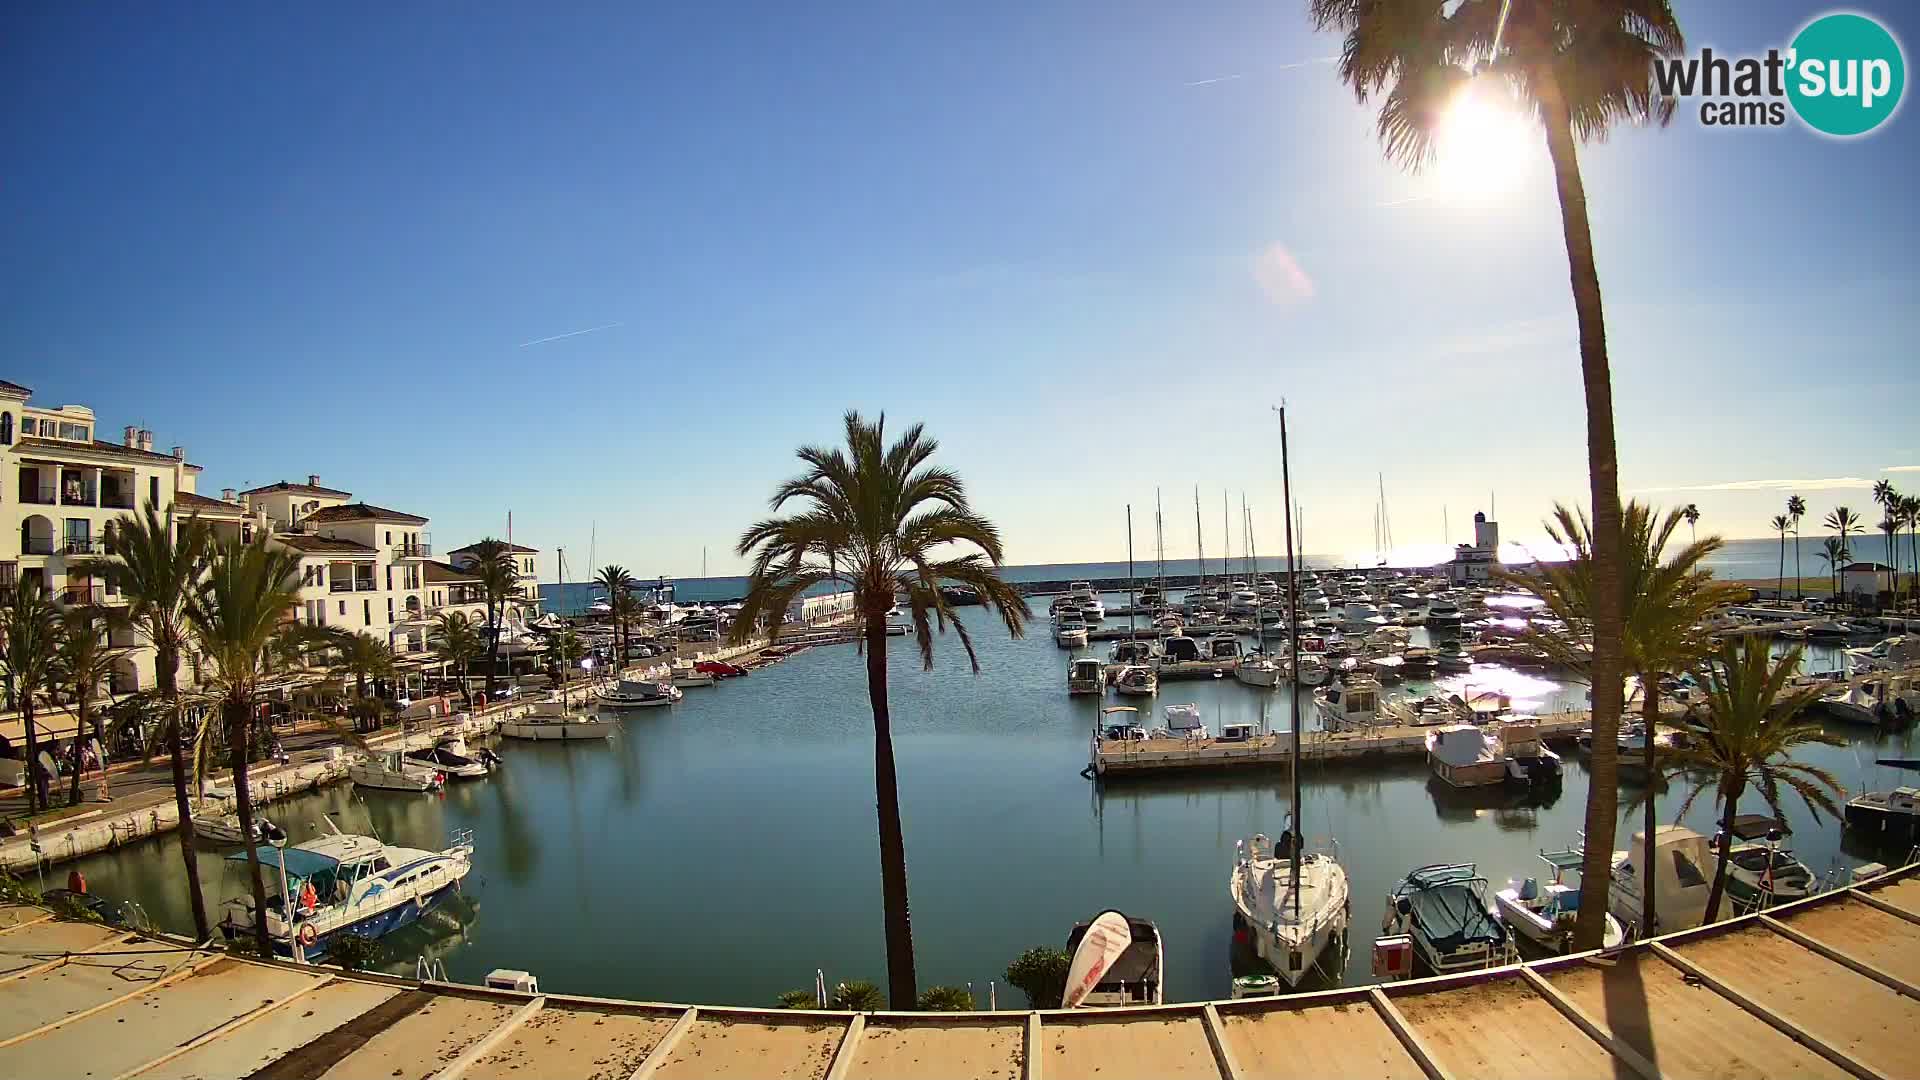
1163,702,1208,739
669,660,716,688
1425,598,1464,629
1055,616,1090,649
1314,675,1380,733
192,805,287,846
348,751,444,793
1206,633,1244,662
1845,635,1920,674
1231,830,1350,988
1844,787,1920,846
1063,911,1164,1007
598,678,683,708
1341,601,1382,632
1234,651,1284,688
1080,597,1107,622
1068,657,1107,696
1425,722,1561,788
500,700,614,740
1156,633,1202,665
1608,825,1715,935
1382,864,1512,975
1068,581,1097,605
1494,846,1626,955
1294,634,1330,686
1255,607,1287,639
405,734,497,780
1108,639,1155,666
1112,664,1158,696
1433,639,1473,672
1722,817,1815,913
1139,584,1164,608
219,821,475,960
1228,585,1260,615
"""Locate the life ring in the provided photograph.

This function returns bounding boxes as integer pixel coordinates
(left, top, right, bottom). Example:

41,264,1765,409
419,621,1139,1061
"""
297,923,318,948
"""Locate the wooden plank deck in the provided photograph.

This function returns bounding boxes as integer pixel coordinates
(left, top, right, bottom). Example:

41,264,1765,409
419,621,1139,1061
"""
463,1002,681,1080
1216,998,1427,1079
845,1017,1024,1080
647,1014,846,1080
1040,1011,1221,1080
1772,895,1920,987
1389,977,1619,1080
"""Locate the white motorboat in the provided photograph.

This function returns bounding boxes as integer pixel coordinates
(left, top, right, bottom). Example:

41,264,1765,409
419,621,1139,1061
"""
219,821,474,960
1382,864,1513,975
499,700,614,740
1845,786,1920,846
1068,657,1107,696
1844,635,1920,674
1294,634,1330,686
1494,846,1626,955
1232,830,1349,988
1228,586,1260,615
1234,652,1283,688
1067,581,1097,605
1156,633,1202,664
1055,616,1090,649
1080,598,1107,622
1108,639,1155,667
1426,721,1562,789
192,804,288,846
1432,639,1473,672
1206,633,1244,663
1063,910,1164,1006
1721,816,1816,913
669,660,716,688
1163,702,1208,739
1112,664,1158,696
1314,675,1379,733
349,751,444,793
1608,825,1715,936
598,678,683,708
405,735,497,780
1255,607,1287,639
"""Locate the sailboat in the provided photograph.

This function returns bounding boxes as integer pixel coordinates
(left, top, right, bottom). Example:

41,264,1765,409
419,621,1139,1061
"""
1229,404,1351,990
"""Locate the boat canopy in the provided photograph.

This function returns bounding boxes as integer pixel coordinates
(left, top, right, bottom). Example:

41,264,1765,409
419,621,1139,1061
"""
1164,703,1204,730
226,846,339,877
1427,725,1498,768
1538,847,1585,873
1729,814,1792,840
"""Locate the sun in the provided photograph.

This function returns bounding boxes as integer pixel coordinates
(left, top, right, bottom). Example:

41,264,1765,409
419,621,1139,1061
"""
1433,85,1534,198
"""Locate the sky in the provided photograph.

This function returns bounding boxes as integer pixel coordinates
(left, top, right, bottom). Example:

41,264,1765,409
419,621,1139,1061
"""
4,1,1916,577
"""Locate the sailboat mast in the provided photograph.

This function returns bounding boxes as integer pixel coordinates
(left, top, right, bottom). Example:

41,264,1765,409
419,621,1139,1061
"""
1126,506,1137,641
1222,491,1231,583
1155,488,1166,592
1276,404,1304,912
1194,486,1205,596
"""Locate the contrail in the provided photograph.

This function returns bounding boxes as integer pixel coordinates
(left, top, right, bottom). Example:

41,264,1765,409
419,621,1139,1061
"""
1376,194,1436,208
1183,56,1336,87
518,322,623,348
1185,73,1245,87
1274,55,1338,71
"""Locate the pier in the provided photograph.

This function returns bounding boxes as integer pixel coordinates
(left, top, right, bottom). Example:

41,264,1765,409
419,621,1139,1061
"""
1090,713,1596,780
0,862,1913,1079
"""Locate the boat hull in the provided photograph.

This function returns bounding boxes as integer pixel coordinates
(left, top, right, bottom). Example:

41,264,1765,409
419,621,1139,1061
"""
499,722,611,740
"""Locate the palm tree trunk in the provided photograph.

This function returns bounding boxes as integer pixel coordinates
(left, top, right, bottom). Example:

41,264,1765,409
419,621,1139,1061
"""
1640,685,1660,935
21,697,40,813
228,696,273,957
1794,528,1802,599
484,606,502,701
1702,775,1746,925
159,644,211,941
863,595,917,1008
1776,533,1785,600
66,698,91,807
1538,73,1627,953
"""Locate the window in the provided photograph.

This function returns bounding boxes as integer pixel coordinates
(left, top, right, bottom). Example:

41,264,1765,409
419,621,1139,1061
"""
386,597,394,622
242,523,253,543
385,530,391,544
385,566,392,590
363,599,371,625
58,422,89,441
149,476,159,508
18,418,32,436
338,600,346,616
0,413,10,445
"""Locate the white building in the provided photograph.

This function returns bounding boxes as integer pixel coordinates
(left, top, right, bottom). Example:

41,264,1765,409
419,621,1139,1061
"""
788,589,856,624
446,541,542,613
1839,562,1896,602
1448,512,1499,585
1,381,206,698
424,560,490,627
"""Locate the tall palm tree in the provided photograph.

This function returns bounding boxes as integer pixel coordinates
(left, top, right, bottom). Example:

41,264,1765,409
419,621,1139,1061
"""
321,628,397,702
52,605,130,806
1872,481,1900,590
1786,494,1807,600
1769,513,1791,601
1660,639,1844,923
730,412,1029,1005
465,540,521,700
0,577,61,813
102,503,214,940
1306,0,1684,950
186,535,306,957
431,612,481,705
594,565,634,662
1901,494,1920,603
609,590,643,670
551,629,584,690
1681,503,1700,545
1825,507,1861,603
1878,514,1901,608
1505,501,1739,934
1818,537,1848,597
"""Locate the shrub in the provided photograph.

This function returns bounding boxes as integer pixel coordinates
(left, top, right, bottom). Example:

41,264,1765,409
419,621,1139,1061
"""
829,980,885,1011
916,985,975,1011
1005,946,1071,1009
776,989,820,1009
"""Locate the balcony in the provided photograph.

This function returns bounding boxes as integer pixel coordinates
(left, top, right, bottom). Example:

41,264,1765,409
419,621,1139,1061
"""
21,537,56,556
0,563,16,590
330,581,353,594
101,489,136,509
60,584,103,606
20,485,56,506
355,578,377,592
60,486,98,507
393,542,432,559
62,537,106,556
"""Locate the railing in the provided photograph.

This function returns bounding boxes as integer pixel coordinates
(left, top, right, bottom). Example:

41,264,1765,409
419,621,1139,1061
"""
355,579,377,592
21,538,56,556
60,585,103,605
330,581,353,593
20,485,56,505
61,488,98,507
393,543,432,559
100,491,135,509
62,537,105,556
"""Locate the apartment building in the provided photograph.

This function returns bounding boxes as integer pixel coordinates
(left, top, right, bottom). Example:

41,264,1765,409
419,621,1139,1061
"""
1,381,204,694
446,540,542,614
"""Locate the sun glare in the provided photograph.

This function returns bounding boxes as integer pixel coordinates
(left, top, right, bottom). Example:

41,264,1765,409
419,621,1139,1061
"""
1434,86,1533,198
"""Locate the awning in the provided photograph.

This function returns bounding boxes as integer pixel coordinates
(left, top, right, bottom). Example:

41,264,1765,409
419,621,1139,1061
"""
225,846,337,877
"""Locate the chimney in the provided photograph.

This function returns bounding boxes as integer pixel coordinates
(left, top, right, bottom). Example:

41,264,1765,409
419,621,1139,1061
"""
137,429,153,452
222,488,237,503
171,446,184,460
124,425,137,447
308,474,321,488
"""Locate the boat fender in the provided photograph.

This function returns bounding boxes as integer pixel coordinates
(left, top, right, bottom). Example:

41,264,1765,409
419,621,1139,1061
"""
416,890,430,911
297,922,318,947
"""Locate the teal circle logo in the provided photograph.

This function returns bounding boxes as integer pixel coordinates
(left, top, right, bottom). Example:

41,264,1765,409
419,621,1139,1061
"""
1787,12,1905,136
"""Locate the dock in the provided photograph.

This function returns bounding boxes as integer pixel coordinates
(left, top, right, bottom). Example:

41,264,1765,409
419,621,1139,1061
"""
0,862,1914,1079
1091,712,1595,779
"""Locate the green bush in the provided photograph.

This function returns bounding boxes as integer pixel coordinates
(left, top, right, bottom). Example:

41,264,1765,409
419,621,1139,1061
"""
829,980,885,1011
326,932,379,972
1005,946,1071,1009
916,985,975,1011
776,989,820,1009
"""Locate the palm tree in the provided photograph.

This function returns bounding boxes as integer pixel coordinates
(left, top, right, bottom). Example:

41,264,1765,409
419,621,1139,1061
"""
1787,494,1807,599
0,578,62,812
465,540,521,700
102,503,214,941
730,412,1029,1005
321,628,397,703
1901,494,1920,603
52,605,130,806
550,629,584,690
1306,0,1684,950
594,565,634,662
1878,514,1901,608
1818,537,1848,597
186,535,306,957
431,612,482,705
1505,501,1739,934
1769,514,1791,601
1825,507,1861,603
609,590,643,670
1873,481,1901,590
1660,639,1844,923
1681,503,1700,545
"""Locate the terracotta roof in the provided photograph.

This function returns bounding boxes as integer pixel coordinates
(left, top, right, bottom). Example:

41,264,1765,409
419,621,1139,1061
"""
14,436,201,470
173,490,248,517
272,534,378,555
301,502,428,526
0,380,30,397
424,560,481,583
448,541,538,555
240,480,354,498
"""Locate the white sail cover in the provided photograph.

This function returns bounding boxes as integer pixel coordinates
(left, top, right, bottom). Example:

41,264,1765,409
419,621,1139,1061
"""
1164,704,1204,731
1426,724,1497,768
1063,911,1133,1008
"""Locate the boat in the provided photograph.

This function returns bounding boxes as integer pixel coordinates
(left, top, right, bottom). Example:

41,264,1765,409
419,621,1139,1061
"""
1255,607,1288,639
1108,639,1155,667
1313,675,1380,733
348,751,445,793
1068,657,1107,696
1381,864,1512,975
1368,654,1406,682
405,735,497,780
1608,825,1715,935
1844,786,1920,846
1055,616,1090,649
1080,598,1107,622
1399,646,1437,676
499,700,614,740
669,660,715,688
218,821,475,960
1294,634,1330,686
1424,725,1506,787
1721,816,1815,913
1112,664,1158,696
1156,633,1202,664
1494,846,1626,955
1206,633,1244,662
1432,639,1473,672
1068,581,1097,604
1063,910,1164,1006
1498,721,1563,785
1425,599,1464,628
192,804,288,846
1234,652,1283,688
1845,634,1920,673
597,678,683,708
1163,702,1208,739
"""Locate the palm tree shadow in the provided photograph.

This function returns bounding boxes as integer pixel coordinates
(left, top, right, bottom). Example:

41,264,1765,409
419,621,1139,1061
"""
1597,951,1660,1080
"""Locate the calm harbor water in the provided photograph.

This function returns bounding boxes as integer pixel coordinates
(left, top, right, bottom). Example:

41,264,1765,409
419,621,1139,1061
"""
68,590,1917,1007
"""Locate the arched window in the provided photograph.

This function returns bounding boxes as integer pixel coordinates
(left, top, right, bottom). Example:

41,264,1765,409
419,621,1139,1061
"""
0,412,11,445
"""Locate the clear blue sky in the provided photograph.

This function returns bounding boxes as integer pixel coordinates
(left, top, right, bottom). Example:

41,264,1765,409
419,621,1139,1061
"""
5,1,1915,576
